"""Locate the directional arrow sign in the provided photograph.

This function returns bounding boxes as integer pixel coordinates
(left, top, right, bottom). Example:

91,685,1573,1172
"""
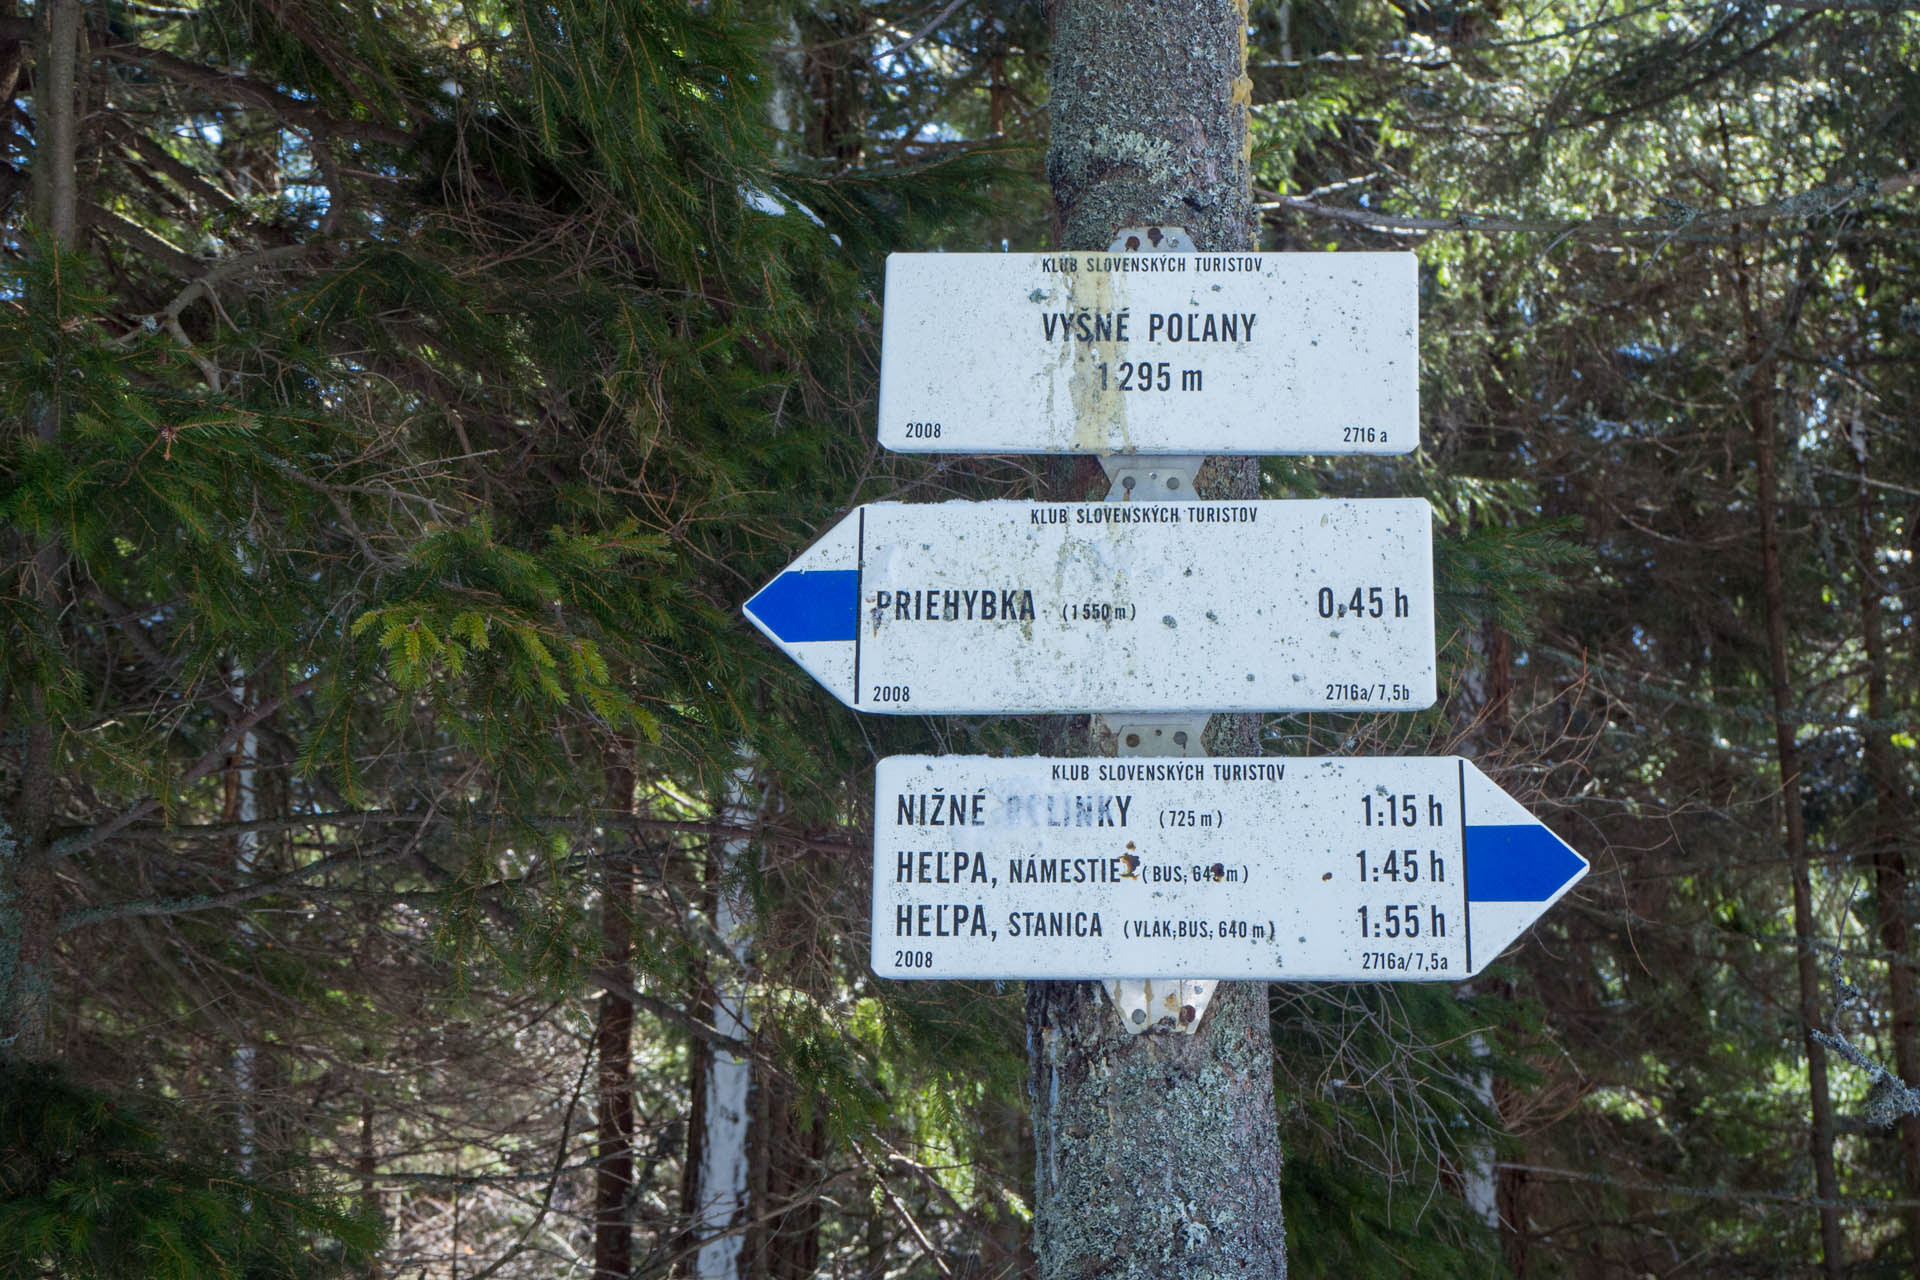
872,755,1588,981
877,252,1416,455
743,499,1435,715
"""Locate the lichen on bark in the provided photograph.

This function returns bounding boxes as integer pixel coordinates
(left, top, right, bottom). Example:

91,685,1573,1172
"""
1027,981,1286,1276
1047,0,1255,253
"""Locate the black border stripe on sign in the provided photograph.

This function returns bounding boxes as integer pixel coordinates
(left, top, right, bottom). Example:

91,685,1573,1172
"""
852,507,865,704
1459,758,1472,974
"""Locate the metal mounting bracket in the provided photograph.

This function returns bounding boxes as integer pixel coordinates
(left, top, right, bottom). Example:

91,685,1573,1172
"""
1102,977,1219,1034
1095,712,1218,1035
1100,455,1206,503
1109,225,1194,254
1091,714,1210,758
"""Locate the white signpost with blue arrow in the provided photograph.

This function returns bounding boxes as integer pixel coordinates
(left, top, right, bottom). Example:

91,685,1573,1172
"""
743,497,1435,715
872,754,1587,982
742,246,1587,993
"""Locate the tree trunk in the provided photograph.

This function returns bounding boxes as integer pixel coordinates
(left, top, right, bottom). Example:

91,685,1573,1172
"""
677,1024,710,1277
0,0,26,121
359,1061,382,1280
1033,12,1282,1275
4,0,83,1067
594,750,638,1280
1855,429,1920,1273
800,11,867,168
692,767,758,1279
226,668,264,1173
753,874,825,1280
1048,0,1254,254
1028,981,1286,1274
31,0,79,245
1495,1145,1529,1278
1460,622,1530,1272
757,1073,825,1280
862,1177,886,1280
1738,253,1844,1274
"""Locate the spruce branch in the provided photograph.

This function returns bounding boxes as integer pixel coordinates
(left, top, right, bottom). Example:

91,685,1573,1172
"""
97,35,412,149
147,243,321,393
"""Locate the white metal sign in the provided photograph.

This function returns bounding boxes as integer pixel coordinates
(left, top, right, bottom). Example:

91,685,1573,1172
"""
872,755,1588,982
742,499,1435,715
877,252,1417,455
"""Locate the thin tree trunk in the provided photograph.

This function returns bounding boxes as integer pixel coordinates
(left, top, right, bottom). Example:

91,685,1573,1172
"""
988,49,1007,138
693,767,758,1279
760,1078,825,1280
1496,1144,1529,1278
32,0,78,245
754,916,825,1280
1738,252,1844,1274
226,667,263,1173
800,12,866,168
1855,428,1920,1273
4,0,83,1066
595,749,638,1280
745,1070,770,1278
0,0,26,116
676,1024,711,1277
1461,622,1530,1272
359,1064,382,1280
1033,11,1282,1274
862,1177,886,1280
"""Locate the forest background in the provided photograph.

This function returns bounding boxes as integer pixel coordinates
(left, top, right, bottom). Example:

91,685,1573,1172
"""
2,0,1919,1276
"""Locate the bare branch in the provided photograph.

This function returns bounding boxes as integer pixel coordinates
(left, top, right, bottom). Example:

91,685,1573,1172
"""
880,0,966,60
1496,1161,1920,1210
99,40,411,148
45,675,322,862
846,1138,954,1277
55,835,424,933
1258,169,1920,241
589,966,749,1055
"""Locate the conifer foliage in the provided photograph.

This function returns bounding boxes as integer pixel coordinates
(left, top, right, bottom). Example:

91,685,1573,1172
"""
0,1062,379,1278
5,0,1920,1275
0,0,935,1272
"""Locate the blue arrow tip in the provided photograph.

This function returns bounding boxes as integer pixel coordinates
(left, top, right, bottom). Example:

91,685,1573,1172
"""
745,569,859,644
1465,825,1586,903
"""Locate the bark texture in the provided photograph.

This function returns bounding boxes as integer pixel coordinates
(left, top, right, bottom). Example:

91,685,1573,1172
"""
1048,0,1254,254
1034,6,1284,1276
1027,982,1285,1276
753,1074,825,1279
1754,378,1843,1278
